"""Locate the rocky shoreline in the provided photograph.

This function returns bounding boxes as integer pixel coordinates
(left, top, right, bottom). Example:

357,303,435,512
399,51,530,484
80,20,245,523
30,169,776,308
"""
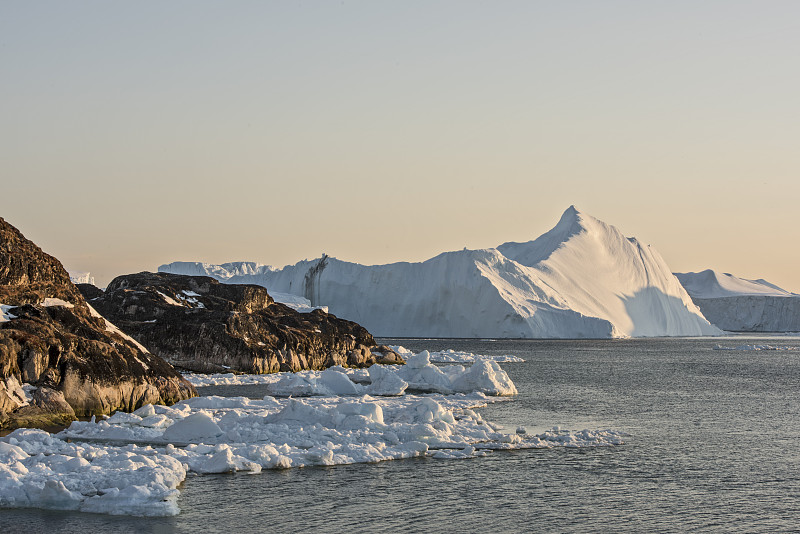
1,217,197,429
1,216,401,430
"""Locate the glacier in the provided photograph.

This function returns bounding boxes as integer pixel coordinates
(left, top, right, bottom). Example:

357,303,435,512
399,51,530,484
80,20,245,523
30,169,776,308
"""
675,270,800,332
160,206,720,338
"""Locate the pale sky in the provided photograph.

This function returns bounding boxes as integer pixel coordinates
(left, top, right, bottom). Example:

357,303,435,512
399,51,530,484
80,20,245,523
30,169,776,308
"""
2,1,799,290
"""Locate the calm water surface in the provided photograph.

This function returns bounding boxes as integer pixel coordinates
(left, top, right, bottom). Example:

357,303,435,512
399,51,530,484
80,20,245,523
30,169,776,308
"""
5,336,800,533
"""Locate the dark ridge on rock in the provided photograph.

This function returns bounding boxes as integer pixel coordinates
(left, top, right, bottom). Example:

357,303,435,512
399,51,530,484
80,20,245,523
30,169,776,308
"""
0,217,196,429
82,271,402,374
76,282,104,301
0,217,83,307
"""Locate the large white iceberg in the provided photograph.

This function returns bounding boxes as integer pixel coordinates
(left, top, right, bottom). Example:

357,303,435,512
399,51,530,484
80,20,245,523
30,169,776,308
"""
676,270,800,332
160,207,719,338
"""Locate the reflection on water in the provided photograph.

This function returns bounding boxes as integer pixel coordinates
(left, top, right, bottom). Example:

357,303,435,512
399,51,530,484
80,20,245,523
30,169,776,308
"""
5,336,800,533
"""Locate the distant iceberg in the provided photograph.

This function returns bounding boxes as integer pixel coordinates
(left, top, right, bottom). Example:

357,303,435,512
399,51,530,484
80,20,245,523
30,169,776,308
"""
67,270,95,286
676,270,800,332
161,207,720,339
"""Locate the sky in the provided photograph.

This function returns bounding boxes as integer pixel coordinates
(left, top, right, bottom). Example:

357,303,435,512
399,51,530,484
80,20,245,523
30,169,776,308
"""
2,1,799,290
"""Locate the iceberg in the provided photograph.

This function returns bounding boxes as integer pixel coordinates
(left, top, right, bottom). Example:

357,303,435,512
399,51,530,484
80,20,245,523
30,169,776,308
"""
67,270,95,286
676,270,800,332
161,207,719,338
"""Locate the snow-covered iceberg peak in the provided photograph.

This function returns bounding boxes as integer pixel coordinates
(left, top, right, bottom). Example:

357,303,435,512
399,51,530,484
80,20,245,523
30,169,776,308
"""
495,204,586,267
495,206,720,337
159,207,721,338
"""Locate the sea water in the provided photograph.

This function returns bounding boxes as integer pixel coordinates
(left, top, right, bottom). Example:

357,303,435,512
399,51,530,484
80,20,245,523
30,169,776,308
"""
4,336,800,532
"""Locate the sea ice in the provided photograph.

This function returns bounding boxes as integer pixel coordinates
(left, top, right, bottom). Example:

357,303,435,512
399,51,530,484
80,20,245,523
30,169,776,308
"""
183,349,519,396
712,344,799,351
2,354,625,518
0,429,186,516
390,346,525,363
2,391,626,517
365,364,408,396
161,412,224,442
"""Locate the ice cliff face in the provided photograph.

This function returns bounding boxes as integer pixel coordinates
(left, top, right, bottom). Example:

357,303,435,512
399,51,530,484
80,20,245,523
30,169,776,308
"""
675,270,800,332
160,207,720,339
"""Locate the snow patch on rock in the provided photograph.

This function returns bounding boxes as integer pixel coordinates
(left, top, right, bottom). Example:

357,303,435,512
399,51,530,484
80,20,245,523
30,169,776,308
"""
1,304,17,323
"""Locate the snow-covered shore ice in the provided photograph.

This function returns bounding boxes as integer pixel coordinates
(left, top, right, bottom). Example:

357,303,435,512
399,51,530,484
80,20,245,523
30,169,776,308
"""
183,348,524,388
389,346,525,364
1,356,625,517
185,351,520,396
0,429,186,516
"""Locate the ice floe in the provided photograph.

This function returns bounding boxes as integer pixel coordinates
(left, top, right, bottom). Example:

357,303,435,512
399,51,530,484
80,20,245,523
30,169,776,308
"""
183,348,523,388
185,352,517,396
2,349,628,518
2,390,626,517
393,351,518,396
0,428,186,516
390,346,525,363
713,344,800,351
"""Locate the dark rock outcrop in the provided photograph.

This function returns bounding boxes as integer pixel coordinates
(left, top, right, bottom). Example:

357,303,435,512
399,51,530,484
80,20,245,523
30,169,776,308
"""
81,271,401,374
1,217,196,429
